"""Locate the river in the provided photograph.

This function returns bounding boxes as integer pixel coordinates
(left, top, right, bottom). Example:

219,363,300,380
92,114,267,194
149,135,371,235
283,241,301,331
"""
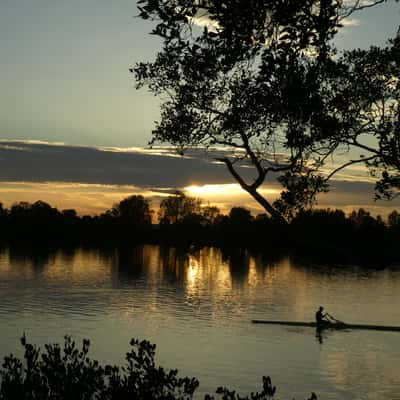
0,244,399,399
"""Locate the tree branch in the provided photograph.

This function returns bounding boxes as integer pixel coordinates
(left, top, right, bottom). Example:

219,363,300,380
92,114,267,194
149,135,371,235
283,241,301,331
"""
215,157,250,189
340,0,387,18
350,139,381,155
216,157,287,223
324,155,379,181
238,132,267,189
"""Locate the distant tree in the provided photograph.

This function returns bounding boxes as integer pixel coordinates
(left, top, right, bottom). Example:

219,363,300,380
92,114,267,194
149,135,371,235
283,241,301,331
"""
388,210,400,228
9,201,31,219
349,208,385,231
255,213,271,223
158,191,201,225
0,203,5,232
349,208,372,225
112,195,152,227
30,201,59,219
294,208,346,223
62,209,78,219
228,207,253,226
201,205,221,226
9,201,59,224
81,215,94,224
291,208,350,240
133,0,396,222
60,209,80,234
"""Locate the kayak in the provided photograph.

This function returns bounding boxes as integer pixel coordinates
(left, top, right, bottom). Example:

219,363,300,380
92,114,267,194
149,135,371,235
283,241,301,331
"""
251,320,400,332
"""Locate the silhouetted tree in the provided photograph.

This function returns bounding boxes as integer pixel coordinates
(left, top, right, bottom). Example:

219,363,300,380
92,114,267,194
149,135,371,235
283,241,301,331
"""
112,195,152,227
228,207,253,226
62,209,78,219
133,0,395,221
349,208,373,226
0,202,5,222
349,208,386,233
8,201,60,230
59,209,80,237
30,201,59,220
291,208,351,242
158,191,202,225
9,201,31,220
201,205,221,226
388,210,400,228
0,202,5,235
253,213,276,238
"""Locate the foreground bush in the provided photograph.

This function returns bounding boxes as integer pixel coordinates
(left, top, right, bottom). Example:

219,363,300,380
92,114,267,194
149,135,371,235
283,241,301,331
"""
0,336,316,400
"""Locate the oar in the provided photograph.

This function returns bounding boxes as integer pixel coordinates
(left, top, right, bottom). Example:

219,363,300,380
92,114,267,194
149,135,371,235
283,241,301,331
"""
326,313,344,324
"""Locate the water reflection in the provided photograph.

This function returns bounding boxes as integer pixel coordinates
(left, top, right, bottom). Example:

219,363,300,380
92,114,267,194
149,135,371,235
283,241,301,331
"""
0,244,400,399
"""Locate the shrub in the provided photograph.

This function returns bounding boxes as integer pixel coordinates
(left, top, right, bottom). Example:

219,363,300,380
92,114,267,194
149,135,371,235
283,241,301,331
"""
0,335,316,400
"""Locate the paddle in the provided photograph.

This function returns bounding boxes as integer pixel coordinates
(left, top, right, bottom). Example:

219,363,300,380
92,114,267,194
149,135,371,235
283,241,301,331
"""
326,313,345,324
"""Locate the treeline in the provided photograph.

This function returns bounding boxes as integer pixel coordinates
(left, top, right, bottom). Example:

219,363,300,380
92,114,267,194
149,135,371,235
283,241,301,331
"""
0,193,399,265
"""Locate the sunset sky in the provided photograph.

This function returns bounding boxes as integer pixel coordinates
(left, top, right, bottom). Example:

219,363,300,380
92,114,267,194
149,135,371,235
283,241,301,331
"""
1,0,400,216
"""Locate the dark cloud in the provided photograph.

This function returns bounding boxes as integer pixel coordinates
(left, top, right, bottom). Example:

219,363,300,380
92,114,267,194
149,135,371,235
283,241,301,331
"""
0,140,398,212
0,141,237,187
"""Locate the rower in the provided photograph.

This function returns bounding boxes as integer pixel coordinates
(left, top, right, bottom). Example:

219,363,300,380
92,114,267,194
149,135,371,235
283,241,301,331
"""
315,306,330,324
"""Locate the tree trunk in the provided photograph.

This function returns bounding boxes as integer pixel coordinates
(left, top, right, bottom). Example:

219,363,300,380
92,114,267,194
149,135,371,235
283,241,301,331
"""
221,156,287,224
244,186,287,224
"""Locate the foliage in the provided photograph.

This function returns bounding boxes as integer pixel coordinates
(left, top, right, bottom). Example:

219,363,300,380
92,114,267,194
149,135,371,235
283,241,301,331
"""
112,195,153,227
324,30,400,200
0,335,198,400
132,0,398,221
0,336,316,400
228,207,253,226
201,205,222,226
158,191,202,225
388,210,400,228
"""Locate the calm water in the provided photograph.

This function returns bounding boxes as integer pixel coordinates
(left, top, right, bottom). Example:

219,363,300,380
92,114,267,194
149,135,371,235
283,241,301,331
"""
0,244,400,399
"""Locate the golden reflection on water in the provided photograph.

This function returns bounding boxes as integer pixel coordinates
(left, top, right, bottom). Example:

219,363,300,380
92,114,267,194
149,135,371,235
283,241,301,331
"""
185,249,232,298
1,244,400,399
41,248,111,284
2,244,398,324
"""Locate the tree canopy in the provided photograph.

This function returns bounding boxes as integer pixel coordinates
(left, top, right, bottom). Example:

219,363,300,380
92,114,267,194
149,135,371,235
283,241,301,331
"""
112,195,153,227
132,0,399,221
158,191,202,224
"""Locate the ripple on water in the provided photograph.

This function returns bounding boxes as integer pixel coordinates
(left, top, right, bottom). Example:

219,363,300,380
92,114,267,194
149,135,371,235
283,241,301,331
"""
1,245,400,400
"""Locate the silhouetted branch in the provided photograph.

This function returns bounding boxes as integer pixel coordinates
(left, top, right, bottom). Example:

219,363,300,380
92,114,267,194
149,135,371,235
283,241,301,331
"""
340,0,389,18
325,155,379,181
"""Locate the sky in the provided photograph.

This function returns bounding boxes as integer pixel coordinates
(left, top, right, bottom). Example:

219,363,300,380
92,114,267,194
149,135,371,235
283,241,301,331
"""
0,0,400,216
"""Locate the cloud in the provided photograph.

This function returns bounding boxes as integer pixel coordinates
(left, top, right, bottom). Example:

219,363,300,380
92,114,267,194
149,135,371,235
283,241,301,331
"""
0,140,290,188
0,140,399,215
0,140,235,188
340,17,361,27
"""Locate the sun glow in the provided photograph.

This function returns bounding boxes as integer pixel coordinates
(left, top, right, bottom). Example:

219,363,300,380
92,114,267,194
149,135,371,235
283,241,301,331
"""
185,184,280,197
185,184,241,196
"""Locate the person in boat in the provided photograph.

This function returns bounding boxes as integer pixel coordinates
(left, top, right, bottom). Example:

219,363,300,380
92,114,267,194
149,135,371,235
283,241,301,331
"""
315,306,332,324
